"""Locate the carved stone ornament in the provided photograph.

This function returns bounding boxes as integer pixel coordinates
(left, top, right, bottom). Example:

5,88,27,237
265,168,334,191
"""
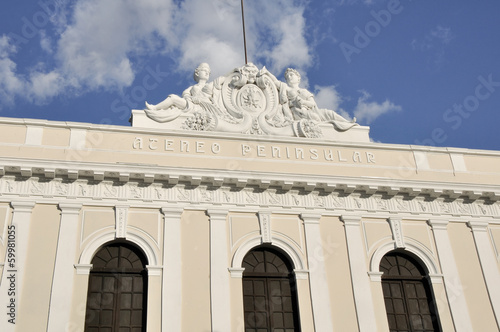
388,218,405,249
115,206,129,239
136,63,366,140
0,176,498,218
258,212,272,244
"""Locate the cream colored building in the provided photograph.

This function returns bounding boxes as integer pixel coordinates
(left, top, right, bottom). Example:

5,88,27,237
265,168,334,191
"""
0,64,500,331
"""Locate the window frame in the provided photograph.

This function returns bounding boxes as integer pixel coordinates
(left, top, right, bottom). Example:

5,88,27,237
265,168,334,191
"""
380,251,442,332
242,246,302,332
84,241,149,332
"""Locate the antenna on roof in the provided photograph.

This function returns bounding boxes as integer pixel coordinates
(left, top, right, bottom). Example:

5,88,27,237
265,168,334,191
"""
241,0,248,64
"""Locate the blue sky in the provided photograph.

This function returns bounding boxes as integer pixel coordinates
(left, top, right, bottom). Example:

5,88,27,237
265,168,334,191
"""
1,0,499,150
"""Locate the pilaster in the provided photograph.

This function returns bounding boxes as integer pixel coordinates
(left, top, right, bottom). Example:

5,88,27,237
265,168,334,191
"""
341,215,378,332
207,209,231,332
428,219,473,331
47,203,82,332
300,213,334,332
0,201,35,332
467,220,500,328
160,206,184,332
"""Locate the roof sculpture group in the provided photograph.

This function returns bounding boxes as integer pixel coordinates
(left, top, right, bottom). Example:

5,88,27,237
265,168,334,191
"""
144,63,358,138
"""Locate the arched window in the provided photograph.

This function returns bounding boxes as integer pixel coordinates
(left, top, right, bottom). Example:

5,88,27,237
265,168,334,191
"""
380,251,441,332
84,242,148,332
242,246,301,332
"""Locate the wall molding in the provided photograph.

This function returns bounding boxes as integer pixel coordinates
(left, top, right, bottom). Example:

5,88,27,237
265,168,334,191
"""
0,159,499,220
369,239,440,277
79,230,159,266
231,235,306,271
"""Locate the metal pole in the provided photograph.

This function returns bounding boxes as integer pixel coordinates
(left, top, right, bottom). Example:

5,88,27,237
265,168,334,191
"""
241,0,248,64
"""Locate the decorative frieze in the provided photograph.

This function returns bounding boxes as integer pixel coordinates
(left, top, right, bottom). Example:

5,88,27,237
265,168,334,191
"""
0,176,498,218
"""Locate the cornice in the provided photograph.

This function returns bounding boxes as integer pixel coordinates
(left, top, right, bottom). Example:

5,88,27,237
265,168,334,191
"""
1,157,500,202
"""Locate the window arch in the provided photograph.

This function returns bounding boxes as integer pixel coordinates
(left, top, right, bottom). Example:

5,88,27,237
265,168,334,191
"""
242,246,301,331
84,241,148,332
380,251,441,332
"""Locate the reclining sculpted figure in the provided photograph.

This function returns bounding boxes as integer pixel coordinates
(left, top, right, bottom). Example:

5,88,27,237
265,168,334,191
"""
264,67,358,131
144,63,222,122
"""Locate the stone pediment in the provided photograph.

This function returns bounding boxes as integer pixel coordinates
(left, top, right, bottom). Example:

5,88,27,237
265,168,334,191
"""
131,63,370,142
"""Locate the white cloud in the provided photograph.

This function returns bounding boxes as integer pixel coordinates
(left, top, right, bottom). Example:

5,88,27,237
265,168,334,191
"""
0,35,17,58
56,0,176,90
431,26,454,44
29,71,64,102
411,26,454,51
312,85,401,124
39,30,54,54
174,0,244,77
0,38,63,106
313,85,351,121
314,85,342,111
411,26,454,66
353,91,401,124
0,0,316,107
176,0,312,77
0,36,25,107
0,59,24,107
255,2,312,74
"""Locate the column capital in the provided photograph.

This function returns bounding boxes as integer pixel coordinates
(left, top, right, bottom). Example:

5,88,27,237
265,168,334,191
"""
58,203,82,214
10,201,36,212
206,209,229,221
341,215,362,226
300,213,322,224
427,219,449,230
161,206,185,219
467,220,489,232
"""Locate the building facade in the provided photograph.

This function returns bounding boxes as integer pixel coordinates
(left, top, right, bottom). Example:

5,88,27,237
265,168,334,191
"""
0,64,500,331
